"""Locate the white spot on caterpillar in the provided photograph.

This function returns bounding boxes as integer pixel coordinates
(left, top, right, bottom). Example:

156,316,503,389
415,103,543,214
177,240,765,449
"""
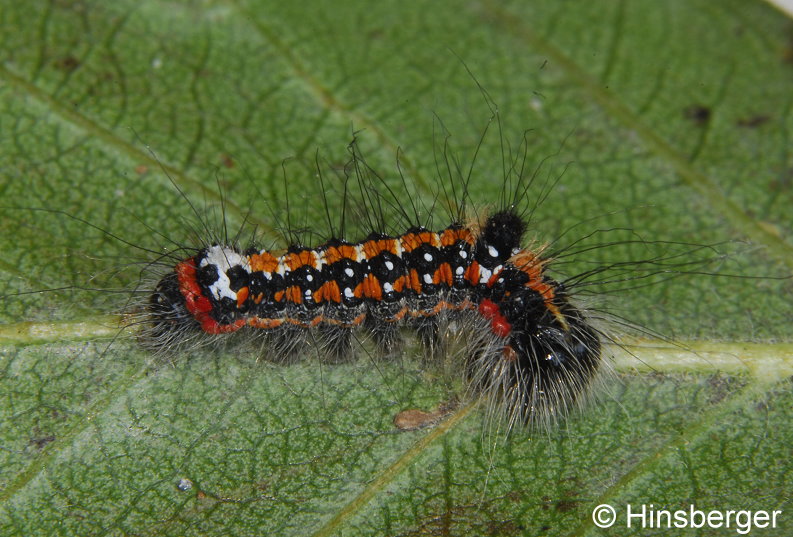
383,282,393,293
306,274,313,282
385,260,394,271
345,267,355,278
200,245,250,301
455,266,464,275
423,252,433,262
354,244,365,262
488,245,499,258
460,250,468,259
344,287,354,299
423,273,433,284
201,245,250,272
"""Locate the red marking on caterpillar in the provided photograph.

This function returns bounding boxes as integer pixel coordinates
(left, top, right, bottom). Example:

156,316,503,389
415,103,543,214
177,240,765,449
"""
478,299,511,338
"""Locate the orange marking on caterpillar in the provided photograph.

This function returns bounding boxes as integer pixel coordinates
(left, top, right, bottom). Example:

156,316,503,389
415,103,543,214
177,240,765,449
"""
510,249,567,329
315,280,341,303
407,269,422,293
433,262,453,286
391,275,407,293
401,231,439,252
236,286,249,308
249,252,279,272
440,228,474,247
283,250,317,270
389,306,408,322
362,238,398,258
248,317,284,329
464,261,481,286
360,273,382,300
408,300,467,318
322,244,357,264
285,286,303,304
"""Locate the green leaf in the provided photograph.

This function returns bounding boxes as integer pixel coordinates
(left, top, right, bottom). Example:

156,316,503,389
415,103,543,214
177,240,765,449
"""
1,1,792,535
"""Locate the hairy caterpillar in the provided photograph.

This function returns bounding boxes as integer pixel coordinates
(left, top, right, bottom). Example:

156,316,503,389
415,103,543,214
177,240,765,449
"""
118,121,718,430
148,198,601,427
3,107,741,432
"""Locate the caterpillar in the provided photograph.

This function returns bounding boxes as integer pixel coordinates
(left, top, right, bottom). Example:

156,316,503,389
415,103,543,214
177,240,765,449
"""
149,203,601,427
4,111,736,431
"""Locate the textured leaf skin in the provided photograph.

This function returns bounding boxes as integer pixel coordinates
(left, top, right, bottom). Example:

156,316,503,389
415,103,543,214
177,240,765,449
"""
1,1,791,535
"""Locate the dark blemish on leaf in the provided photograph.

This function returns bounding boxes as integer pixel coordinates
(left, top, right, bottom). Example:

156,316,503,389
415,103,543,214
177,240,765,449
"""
506,490,522,503
554,499,580,513
769,169,792,192
221,154,235,168
486,520,523,535
683,105,711,125
29,434,56,450
407,500,523,537
783,29,793,64
54,56,80,72
707,374,741,405
736,115,770,128
541,494,580,513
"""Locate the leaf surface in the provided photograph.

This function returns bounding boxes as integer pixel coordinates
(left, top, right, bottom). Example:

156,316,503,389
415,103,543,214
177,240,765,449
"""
1,1,791,535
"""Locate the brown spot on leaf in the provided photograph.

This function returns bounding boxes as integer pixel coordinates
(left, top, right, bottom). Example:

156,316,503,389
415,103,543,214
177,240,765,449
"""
394,408,437,430
29,434,56,450
393,400,457,431
736,115,770,128
783,29,793,64
683,104,711,125
554,499,580,513
54,56,80,72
